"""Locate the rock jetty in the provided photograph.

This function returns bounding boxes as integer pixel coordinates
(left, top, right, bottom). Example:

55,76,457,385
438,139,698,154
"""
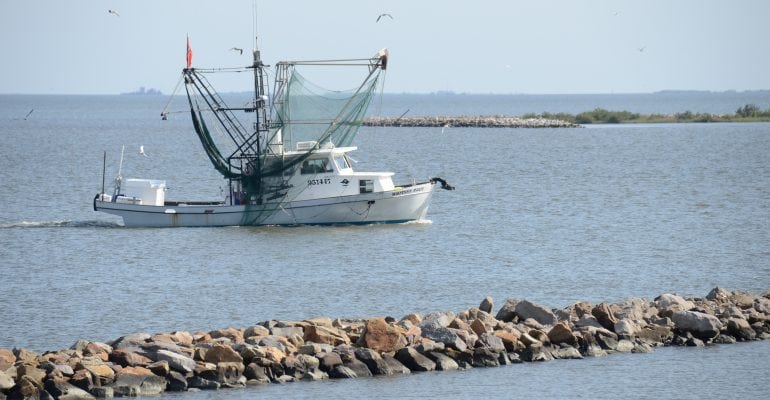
363,115,579,128
1,287,768,399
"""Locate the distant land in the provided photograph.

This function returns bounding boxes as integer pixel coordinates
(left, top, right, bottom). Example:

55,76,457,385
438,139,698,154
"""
121,87,162,96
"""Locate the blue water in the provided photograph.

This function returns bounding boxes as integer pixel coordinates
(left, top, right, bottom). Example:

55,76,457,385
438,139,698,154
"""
1,92,769,398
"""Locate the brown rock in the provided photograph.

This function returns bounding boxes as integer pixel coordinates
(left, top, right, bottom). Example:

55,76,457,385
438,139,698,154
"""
401,313,423,325
16,363,46,386
84,342,111,362
110,349,153,367
592,303,619,331
148,360,170,377
262,346,285,363
304,325,351,346
548,321,577,345
209,327,245,344
118,366,156,377
0,348,16,370
470,319,488,336
70,369,94,391
494,329,521,352
13,348,38,364
205,344,244,364
362,318,406,353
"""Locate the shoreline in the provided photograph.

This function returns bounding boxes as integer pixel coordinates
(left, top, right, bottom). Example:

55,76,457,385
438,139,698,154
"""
1,287,768,398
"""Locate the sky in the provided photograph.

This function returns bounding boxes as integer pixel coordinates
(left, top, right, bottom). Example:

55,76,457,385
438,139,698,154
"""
2,0,770,95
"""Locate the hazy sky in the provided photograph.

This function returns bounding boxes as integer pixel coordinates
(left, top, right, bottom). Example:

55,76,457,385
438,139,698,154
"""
2,0,769,94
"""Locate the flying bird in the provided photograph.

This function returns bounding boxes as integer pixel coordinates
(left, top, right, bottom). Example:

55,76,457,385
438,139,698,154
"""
230,47,243,55
637,45,646,52
108,9,120,17
376,13,393,22
139,145,148,157
24,109,34,120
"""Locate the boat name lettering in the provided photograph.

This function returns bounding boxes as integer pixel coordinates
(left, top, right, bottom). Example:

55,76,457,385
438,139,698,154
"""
392,187,425,196
307,178,331,186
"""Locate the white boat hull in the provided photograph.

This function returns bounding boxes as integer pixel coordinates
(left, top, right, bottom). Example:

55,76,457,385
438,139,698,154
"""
94,182,435,227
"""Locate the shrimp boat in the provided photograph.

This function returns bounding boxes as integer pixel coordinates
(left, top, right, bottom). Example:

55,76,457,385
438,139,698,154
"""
94,40,453,227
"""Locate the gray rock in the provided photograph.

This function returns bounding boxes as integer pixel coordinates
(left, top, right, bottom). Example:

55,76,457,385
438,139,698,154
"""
574,314,604,329
354,348,392,375
615,340,635,353
155,349,196,373
521,342,552,362
301,368,328,381
89,387,113,398
44,380,96,400
244,325,270,338
656,294,695,314
342,358,373,378
0,370,14,390
110,333,151,350
471,348,501,367
726,317,756,341
419,323,468,352
671,311,723,340
495,299,519,322
318,351,342,372
271,326,304,338
477,332,506,353
166,371,187,391
552,346,583,359
328,365,357,379
187,376,220,390
395,347,436,372
381,354,412,375
515,300,558,326
479,296,494,314
111,373,167,397
614,319,638,339
425,352,459,371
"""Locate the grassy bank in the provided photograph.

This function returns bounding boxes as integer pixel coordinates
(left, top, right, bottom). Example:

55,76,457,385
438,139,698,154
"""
522,104,770,124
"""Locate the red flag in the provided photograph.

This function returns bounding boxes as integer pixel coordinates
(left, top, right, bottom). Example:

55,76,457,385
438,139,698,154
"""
186,36,193,68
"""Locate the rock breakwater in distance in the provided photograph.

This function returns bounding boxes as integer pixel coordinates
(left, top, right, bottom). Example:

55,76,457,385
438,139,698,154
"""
1,287,768,399
363,115,579,128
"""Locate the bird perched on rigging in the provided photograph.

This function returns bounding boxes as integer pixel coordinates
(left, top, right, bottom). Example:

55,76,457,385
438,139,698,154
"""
376,13,393,22
230,47,243,55
108,9,120,17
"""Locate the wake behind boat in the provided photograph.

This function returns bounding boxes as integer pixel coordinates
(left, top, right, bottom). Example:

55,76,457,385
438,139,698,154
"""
94,38,453,227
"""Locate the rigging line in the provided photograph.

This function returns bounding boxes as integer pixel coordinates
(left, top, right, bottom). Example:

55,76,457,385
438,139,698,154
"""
160,74,185,119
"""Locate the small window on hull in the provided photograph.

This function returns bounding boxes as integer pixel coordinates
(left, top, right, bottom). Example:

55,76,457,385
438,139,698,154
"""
360,179,373,194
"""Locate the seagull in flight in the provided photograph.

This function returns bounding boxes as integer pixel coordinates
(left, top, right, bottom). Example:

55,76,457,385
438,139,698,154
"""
230,47,243,55
376,13,393,22
139,145,148,157
108,9,120,17
637,45,646,52
24,109,34,120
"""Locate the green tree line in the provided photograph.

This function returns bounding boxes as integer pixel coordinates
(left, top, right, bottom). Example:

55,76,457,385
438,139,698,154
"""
522,104,770,124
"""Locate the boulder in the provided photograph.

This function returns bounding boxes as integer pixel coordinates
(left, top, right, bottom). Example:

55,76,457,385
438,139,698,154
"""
394,347,436,372
515,300,558,326
425,352,459,371
328,365,357,379
592,303,619,331
353,348,390,375
13,348,38,364
671,311,723,340
471,348,501,367
0,370,15,391
244,325,270,338
166,370,188,391
706,287,732,303
341,357,373,378
552,346,583,359
9,375,41,399
69,369,94,392
44,379,96,400
204,344,243,364
726,318,756,341
109,349,153,367
479,296,494,314
495,299,519,322
110,333,151,350
477,332,506,353
187,376,220,390
361,318,407,353
111,367,167,397
270,327,304,338
613,319,639,339
494,329,521,352
0,348,16,370
318,351,342,372
209,327,244,344
548,322,577,345
380,354,411,375
419,323,468,352
304,325,350,346
655,294,695,315
154,349,196,374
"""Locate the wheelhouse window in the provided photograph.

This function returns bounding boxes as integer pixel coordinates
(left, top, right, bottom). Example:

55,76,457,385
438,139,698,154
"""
359,179,373,194
301,159,332,174
333,154,350,171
